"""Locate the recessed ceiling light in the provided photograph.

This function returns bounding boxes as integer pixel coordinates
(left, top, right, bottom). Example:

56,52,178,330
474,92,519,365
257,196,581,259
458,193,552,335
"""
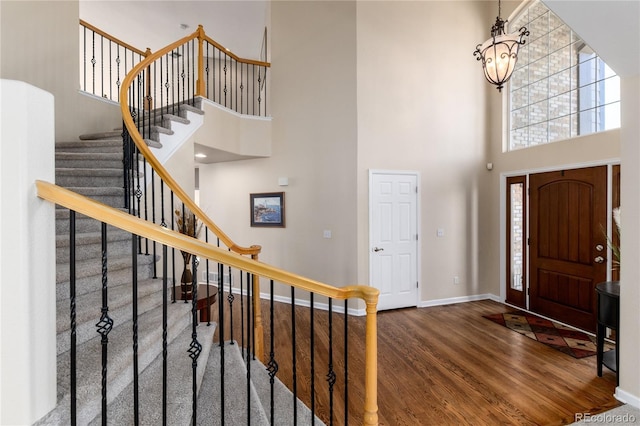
195,153,207,158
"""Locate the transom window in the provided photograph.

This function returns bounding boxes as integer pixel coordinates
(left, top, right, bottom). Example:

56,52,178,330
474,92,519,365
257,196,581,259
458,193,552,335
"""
508,0,620,151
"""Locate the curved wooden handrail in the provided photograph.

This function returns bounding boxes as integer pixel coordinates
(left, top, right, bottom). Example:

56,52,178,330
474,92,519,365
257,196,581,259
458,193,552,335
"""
119,26,261,257
36,180,379,304
202,34,271,67
80,19,148,57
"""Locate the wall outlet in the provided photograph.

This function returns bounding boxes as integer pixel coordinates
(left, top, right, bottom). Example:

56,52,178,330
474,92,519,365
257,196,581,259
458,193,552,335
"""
453,276,460,285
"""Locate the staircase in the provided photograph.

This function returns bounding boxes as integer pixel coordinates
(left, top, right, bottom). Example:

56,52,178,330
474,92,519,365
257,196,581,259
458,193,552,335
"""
35,107,322,425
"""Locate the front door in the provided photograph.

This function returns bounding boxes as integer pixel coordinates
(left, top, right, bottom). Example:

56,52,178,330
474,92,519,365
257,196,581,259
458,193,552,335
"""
529,166,608,332
369,171,418,311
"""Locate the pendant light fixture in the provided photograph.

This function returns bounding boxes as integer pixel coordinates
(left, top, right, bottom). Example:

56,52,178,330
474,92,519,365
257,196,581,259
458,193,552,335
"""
474,0,529,92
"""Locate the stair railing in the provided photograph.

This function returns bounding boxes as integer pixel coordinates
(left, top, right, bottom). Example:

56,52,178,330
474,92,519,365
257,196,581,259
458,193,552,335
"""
118,24,270,359
80,20,150,103
37,181,379,425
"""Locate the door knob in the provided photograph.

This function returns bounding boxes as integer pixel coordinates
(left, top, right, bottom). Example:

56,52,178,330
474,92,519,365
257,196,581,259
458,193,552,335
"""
373,247,384,252
595,244,604,252
594,256,605,264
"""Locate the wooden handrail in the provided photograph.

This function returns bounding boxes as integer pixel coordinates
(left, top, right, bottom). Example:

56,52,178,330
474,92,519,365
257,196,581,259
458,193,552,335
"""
36,180,378,304
119,26,260,256
202,34,271,67
80,19,148,57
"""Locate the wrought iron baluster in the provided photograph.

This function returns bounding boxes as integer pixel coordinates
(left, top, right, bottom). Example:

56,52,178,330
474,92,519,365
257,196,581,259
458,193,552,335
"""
116,45,121,102
108,40,112,100
240,271,245,353
218,260,225,423
205,227,211,326
83,27,87,93
96,222,114,425
162,244,168,426
131,233,140,425
291,287,298,424
327,299,336,426
171,193,176,303
91,31,96,95
227,261,234,342
69,211,77,426
151,168,157,278
240,63,244,114
205,42,210,99
223,53,228,107
189,255,202,426
100,35,104,98
267,280,278,424
245,270,252,424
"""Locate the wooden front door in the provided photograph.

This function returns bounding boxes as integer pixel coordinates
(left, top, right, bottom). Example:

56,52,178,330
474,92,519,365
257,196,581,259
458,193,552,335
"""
529,166,607,332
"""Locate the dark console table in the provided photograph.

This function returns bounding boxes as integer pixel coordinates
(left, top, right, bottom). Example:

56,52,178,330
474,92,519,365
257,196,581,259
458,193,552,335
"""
596,281,620,385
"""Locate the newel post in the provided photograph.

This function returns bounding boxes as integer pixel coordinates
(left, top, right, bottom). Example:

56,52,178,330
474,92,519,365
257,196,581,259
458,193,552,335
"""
363,292,379,425
196,25,206,98
251,250,265,361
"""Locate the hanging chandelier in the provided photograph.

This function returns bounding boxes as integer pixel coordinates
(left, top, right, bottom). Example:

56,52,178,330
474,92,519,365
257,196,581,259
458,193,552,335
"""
474,0,529,92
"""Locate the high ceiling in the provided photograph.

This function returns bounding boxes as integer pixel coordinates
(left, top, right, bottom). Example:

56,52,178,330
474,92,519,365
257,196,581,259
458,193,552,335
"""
80,1,269,60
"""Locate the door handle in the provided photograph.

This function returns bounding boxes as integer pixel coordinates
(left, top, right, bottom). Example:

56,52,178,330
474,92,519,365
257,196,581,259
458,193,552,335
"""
594,256,605,264
373,247,384,252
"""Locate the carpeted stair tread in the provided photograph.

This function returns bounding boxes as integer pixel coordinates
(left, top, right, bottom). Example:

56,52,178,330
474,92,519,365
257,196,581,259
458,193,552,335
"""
196,342,269,426
92,321,217,426
79,130,122,140
56,140,123,153
250,357,325,425
38,302,193,426
56,252,156,288
56,278,170,354
144,138,163,149
56,152,123,169
55,227,132,248
55,229,133,263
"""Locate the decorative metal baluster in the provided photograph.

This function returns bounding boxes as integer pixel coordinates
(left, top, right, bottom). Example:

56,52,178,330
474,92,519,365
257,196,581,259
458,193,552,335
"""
116,45,121,102
189,255,202,426
91,31,96,95
218,259,225,423
100,35,104,98
205,42,210,99
291,287,298,424
108,40,112,100
96,223,114,425
310,292,315,423
234,60,237,112
240,63,244,115
228,262,234,342
181,44,186,110
143,163,149,255
327,299,336,426
250,272,255,359
344,299,349,425
223,53,228,107
162,245,168,426
171,192,176,303
218,49,222,105
257,66,262,117
267,280,279,424
245,270,252,424
83,27,87,93
131,233,140,425
69,211,77,426
240,271,245,353
151,168,157,278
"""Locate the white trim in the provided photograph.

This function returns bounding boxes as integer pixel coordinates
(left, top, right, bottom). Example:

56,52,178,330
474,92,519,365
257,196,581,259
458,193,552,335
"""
201,97,272,122
368,169,421,310
418,293,500,308
615,388,640,409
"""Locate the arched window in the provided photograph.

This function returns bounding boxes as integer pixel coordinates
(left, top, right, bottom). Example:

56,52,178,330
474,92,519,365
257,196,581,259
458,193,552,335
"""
508,0,620,151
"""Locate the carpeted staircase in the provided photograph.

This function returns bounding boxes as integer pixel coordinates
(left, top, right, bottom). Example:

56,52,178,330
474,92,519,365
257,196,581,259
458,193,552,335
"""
36,105,322,425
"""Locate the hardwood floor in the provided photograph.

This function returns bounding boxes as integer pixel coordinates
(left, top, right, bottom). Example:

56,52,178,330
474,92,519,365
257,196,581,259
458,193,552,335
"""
214,298,619,425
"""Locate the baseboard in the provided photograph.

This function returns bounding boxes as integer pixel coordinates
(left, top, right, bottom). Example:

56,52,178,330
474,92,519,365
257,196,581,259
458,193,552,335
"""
615,387,640,409
200,282,366,316
418,293,500,308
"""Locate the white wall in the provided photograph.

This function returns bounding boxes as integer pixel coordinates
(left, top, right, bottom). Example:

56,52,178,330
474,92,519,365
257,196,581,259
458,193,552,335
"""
0,80,56,425
199,1,359,297
0,1,121,141
356,1,492,303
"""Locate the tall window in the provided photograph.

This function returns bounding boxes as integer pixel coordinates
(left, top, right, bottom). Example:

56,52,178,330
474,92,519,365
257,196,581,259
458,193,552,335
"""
508,0,620,151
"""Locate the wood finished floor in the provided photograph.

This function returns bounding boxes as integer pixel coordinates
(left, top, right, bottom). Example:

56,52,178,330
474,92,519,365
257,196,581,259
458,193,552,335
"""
214,298,619,426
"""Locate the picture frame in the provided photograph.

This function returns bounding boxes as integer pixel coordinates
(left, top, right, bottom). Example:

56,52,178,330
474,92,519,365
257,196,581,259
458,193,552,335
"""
250,192,285,227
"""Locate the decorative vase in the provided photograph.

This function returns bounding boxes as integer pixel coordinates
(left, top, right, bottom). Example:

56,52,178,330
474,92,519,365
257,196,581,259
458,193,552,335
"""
181,251,193,300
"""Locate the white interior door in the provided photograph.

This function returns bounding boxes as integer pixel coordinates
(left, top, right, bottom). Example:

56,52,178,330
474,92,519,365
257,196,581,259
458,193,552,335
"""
369,170,419,310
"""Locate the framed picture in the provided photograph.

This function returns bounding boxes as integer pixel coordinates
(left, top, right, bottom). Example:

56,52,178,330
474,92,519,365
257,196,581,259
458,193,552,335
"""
250,192,285,227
